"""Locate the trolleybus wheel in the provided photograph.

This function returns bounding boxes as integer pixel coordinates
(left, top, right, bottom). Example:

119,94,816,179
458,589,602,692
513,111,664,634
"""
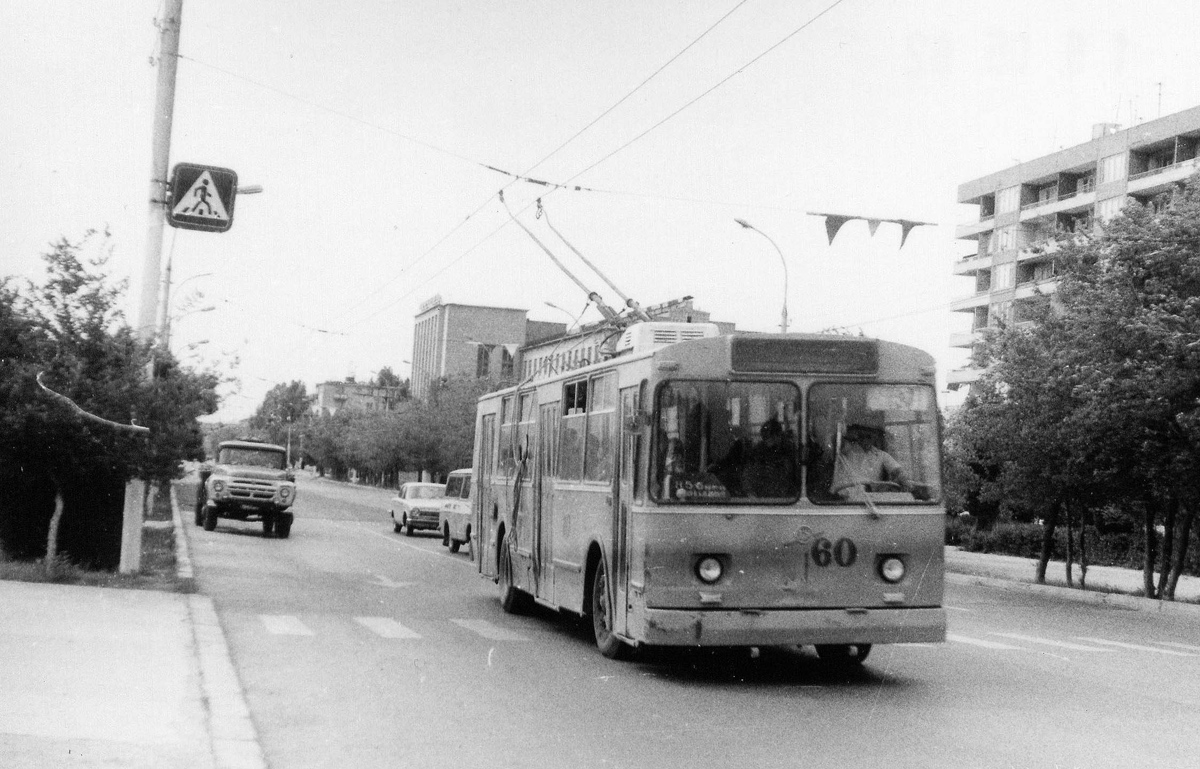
815,643,872,666
589,558,632,660
498,541,530,614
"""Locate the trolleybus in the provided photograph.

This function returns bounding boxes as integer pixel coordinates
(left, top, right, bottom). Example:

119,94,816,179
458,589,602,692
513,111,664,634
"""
470,321,946,663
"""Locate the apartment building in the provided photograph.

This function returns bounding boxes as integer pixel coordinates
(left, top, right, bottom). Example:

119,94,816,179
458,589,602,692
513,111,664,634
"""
951,104,1200,388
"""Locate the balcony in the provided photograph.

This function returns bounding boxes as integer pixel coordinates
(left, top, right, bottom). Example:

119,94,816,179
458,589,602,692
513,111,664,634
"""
1018,188,1096,220
956,218,996,239
948,329,980,349
946,367,985,389
949,292,991,312
952,252,994,276
1127,156,1199,196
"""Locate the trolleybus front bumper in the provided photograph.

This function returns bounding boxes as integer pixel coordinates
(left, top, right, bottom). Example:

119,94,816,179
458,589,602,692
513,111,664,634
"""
640,606,946,647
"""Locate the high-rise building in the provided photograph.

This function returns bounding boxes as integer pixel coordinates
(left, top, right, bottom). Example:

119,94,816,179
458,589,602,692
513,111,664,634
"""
410,296,566,400
951,104,1200,388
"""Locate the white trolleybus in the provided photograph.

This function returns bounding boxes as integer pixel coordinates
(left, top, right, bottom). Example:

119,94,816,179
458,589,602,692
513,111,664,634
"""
470,321,946,664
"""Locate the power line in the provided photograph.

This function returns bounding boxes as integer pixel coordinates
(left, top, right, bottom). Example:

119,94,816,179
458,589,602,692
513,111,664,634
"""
564,0,850,184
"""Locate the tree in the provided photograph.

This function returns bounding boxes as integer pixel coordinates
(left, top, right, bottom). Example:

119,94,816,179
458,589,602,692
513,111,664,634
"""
950,176,1200,597
0,231,220,569
249,381,313,458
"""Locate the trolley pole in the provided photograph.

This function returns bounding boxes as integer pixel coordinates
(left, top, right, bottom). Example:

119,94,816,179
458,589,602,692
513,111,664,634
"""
136,0,183,343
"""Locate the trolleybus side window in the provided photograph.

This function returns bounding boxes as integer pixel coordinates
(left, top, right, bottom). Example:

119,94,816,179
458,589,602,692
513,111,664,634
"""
806,383,941,504
517,391,536,475
498,395,517,477
584,373,616,483
652,380,800,503
559,380,587,480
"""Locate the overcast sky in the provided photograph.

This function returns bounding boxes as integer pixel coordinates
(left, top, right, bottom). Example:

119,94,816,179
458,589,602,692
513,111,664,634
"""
6,0,1200,421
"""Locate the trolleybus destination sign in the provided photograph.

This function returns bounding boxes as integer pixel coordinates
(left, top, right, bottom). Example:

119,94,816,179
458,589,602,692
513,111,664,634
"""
166,162,238,233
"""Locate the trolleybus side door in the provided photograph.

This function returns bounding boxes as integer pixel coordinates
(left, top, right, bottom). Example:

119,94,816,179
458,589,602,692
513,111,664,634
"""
477,413,495,577
537,402,559,603
613,385,641,637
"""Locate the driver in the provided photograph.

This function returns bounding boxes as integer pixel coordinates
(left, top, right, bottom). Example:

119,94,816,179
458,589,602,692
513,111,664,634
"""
830,424,909,497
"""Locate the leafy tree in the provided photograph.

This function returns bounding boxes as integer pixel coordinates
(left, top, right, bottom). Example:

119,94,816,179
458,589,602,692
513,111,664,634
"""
950,176,1200,597
0,231,219,569
248,381,312,459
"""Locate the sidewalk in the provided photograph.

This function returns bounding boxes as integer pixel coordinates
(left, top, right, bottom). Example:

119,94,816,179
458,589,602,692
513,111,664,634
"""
0,487,263,769
945,545,1200,614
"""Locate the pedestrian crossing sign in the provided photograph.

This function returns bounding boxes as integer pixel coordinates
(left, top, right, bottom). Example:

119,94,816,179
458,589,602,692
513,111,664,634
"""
167,163,238,232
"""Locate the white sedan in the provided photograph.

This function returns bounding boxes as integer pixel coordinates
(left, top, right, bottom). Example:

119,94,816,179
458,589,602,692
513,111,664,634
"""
389,482,446,536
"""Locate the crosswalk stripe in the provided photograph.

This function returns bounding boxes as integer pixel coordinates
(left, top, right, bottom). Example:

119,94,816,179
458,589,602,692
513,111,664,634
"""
1153,641,1200,652
991,633,1114,652
1075,637,1197,657
354,617,421,639
450,619,528,641
948,633,1023,650
260,615,314,636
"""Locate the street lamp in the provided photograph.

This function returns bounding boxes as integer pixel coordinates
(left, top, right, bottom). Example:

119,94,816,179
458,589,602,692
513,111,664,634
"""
734,218,789,333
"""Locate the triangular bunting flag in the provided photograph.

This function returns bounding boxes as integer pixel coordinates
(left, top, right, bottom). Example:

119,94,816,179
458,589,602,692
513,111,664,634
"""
824,215,852,245
867,219,882,236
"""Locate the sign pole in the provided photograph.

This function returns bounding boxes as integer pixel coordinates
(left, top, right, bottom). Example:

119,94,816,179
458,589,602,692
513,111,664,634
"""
136,0,183,343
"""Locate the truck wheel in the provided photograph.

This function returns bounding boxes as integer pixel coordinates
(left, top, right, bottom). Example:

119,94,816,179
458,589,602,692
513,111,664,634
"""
275,513,293,539
262,514,275,538
449,537,461,554
194,489,205,525
203,506,218,531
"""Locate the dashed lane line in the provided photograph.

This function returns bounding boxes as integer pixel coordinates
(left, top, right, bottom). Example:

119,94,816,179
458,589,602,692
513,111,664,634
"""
450,619,529,642
1075,637,1198,657
260,615,315,636
355,616,422,639
990,633,1114,652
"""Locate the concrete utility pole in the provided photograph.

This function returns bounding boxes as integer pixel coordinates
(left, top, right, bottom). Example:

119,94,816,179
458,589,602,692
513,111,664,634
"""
136,0,183,343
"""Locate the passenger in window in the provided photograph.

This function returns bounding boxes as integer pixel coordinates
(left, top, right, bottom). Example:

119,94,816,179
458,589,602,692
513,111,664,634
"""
830,424,909,497
740,418,797,498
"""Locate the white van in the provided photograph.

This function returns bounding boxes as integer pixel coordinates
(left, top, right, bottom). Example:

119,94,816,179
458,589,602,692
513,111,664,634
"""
438,468,473,554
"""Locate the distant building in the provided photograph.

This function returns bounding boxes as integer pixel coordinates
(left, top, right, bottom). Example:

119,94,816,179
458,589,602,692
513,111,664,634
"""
952,104,1200,388
410,296,734,397
313,379,407,417
410,295,566,400
520,298,736,382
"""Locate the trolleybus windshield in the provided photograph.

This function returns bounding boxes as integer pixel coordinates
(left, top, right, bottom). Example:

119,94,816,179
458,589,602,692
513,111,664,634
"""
652,380,801,503
806,383,941,504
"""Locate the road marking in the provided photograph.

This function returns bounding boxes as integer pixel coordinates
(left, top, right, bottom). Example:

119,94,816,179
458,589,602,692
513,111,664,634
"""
371,575,416,588
451,619,528,641
1075,637,1197,657
948,633,1024,650
1154,641,1200,652
354,617,422,639
944,606,972,613
990,633,1114,652
260,615,314,636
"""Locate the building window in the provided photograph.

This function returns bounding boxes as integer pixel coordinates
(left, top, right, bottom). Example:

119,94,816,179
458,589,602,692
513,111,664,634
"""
1099,153,1127,184
501,347,514,378
997,185,1020,214
995,262,1015,289
1096,196,1127,222
476,345,490,378
975,270,992,293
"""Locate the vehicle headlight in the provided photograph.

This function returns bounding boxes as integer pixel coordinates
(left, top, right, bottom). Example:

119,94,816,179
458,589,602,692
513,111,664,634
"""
879,556,906,583
279,486,291,500
695,556,723,584
212,480,225,494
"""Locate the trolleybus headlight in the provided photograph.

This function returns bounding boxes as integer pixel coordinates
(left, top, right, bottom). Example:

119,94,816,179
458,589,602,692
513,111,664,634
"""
696,556,724,584
878,556,906,583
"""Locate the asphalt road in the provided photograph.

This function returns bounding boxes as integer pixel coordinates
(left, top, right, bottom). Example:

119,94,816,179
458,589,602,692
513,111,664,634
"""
186,473,1200,769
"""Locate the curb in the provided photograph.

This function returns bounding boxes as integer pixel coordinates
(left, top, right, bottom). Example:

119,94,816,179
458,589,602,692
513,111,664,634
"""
945,570,1200,617
170,483,194,581
171,482,268,769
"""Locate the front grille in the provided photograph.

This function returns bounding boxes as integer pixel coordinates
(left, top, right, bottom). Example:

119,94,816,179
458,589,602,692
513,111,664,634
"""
411,508,440,522
229,479,278,501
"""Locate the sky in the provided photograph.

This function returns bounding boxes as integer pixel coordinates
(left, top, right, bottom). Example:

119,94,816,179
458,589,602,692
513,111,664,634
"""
6,0,1200,421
